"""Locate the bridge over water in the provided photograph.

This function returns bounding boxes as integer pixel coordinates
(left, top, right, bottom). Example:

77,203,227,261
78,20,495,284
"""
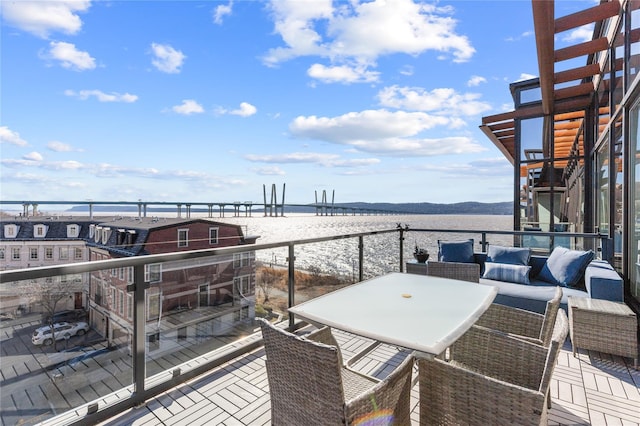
0,200,404,219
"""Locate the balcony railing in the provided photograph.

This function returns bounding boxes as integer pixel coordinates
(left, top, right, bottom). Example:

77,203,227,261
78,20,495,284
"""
0,227,609,426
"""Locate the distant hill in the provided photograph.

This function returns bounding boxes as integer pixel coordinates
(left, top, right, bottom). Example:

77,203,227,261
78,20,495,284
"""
65,201,512,215
333,202,513,215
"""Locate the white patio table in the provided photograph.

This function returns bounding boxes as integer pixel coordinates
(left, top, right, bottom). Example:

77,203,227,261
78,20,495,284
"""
288,272,497,357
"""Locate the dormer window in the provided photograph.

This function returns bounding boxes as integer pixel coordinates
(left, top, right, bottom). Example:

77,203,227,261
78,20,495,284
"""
67,224,80,238
4,224,19,239
94,226,102,243
102,227,111,245
34,224,48,238
89,224,95,238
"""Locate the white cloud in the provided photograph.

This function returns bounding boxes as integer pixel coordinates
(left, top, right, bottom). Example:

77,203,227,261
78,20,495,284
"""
562,24,593,43
172,99,204,115
515,73,537,82
307,63,379,84
377,86,491,116
42,41,96,71
213,1,233,24
64,89,138,102
0,126,28,146
151,43,186,74
252,166,286,175
467,75,486,87
245,152,381,168
23,151,43,161
289,109,487,156
0,0,90,38
47,141,83,152
263,0,475,74
230,102,257,117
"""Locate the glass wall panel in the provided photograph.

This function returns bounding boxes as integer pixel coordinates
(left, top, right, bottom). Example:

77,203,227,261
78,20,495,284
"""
597,135,610,235
630,100,640,302
613,116,624,261
629,0,640,89
520,117,544,161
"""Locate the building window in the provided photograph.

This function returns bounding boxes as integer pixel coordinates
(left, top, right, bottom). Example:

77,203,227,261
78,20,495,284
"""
74,247,83,260
234,252,250,268
0,248,4,260
145,263,162,283
45,247,53,260
30,247,38,260
12,247,20,260
127,294,133,319
178,229,188,247
34,225,46,237
119,268,125,281
59,247,69,260
209,227,219,244
118,290,124,315
112,287,117,309
67,224,79,238
4,225,18,238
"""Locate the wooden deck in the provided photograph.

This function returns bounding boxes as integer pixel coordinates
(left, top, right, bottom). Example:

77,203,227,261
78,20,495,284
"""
95,326,640,426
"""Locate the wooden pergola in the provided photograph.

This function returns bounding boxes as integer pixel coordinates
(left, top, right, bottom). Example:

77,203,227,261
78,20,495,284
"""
479,0,628,179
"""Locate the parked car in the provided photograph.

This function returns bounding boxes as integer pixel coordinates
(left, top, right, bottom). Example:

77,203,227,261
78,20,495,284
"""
0,313,14,322
42,309,87,325
32,321,89,346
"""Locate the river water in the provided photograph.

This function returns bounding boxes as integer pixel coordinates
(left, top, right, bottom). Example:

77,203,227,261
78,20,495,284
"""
209,213,513,279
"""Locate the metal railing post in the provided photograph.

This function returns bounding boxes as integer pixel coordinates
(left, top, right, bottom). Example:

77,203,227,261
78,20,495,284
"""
358,236,364,282
287,244,295,329
480,232,488,252
399,227,405,272
132,264,147,402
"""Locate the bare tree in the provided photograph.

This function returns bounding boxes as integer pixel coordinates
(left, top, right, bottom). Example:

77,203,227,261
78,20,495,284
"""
257,267,279,303
21,277,77,350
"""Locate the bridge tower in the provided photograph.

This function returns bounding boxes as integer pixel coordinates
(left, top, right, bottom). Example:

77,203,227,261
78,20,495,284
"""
263,183,285,217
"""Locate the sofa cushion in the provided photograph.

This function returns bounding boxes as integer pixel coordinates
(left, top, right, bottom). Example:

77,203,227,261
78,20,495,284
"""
537,247,595,288
482,262,531,285
438,239,474,263
486,245,530,266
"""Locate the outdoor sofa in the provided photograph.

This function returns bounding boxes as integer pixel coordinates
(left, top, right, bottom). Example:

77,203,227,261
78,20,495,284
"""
437,240,624,314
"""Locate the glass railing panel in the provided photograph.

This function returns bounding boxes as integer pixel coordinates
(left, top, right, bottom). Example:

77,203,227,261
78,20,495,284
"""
0,271,133,425
143,255,257,379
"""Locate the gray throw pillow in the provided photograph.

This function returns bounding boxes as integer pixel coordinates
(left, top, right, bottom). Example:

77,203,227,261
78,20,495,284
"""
482,262,531,285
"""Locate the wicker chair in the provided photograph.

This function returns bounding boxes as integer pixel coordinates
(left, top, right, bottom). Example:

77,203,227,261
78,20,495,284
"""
425,260,480,283
258,318,414,426
475,286,563,346
418,309,569,426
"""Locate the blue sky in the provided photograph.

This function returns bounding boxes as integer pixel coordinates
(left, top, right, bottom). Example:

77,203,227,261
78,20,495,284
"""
0,0,594,206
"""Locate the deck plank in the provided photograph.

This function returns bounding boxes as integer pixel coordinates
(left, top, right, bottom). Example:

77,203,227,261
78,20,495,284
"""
95,326,640,426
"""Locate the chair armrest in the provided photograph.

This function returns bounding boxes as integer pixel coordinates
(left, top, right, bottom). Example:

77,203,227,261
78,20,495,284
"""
418,356,547,425
585,261,623,301
475,303,544,340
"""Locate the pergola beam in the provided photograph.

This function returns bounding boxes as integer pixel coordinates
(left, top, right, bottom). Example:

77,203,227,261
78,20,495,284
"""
532,0,555,116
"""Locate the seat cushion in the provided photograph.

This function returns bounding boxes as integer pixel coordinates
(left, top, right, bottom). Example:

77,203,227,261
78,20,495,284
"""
438,239,474,263
536,247,595,287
